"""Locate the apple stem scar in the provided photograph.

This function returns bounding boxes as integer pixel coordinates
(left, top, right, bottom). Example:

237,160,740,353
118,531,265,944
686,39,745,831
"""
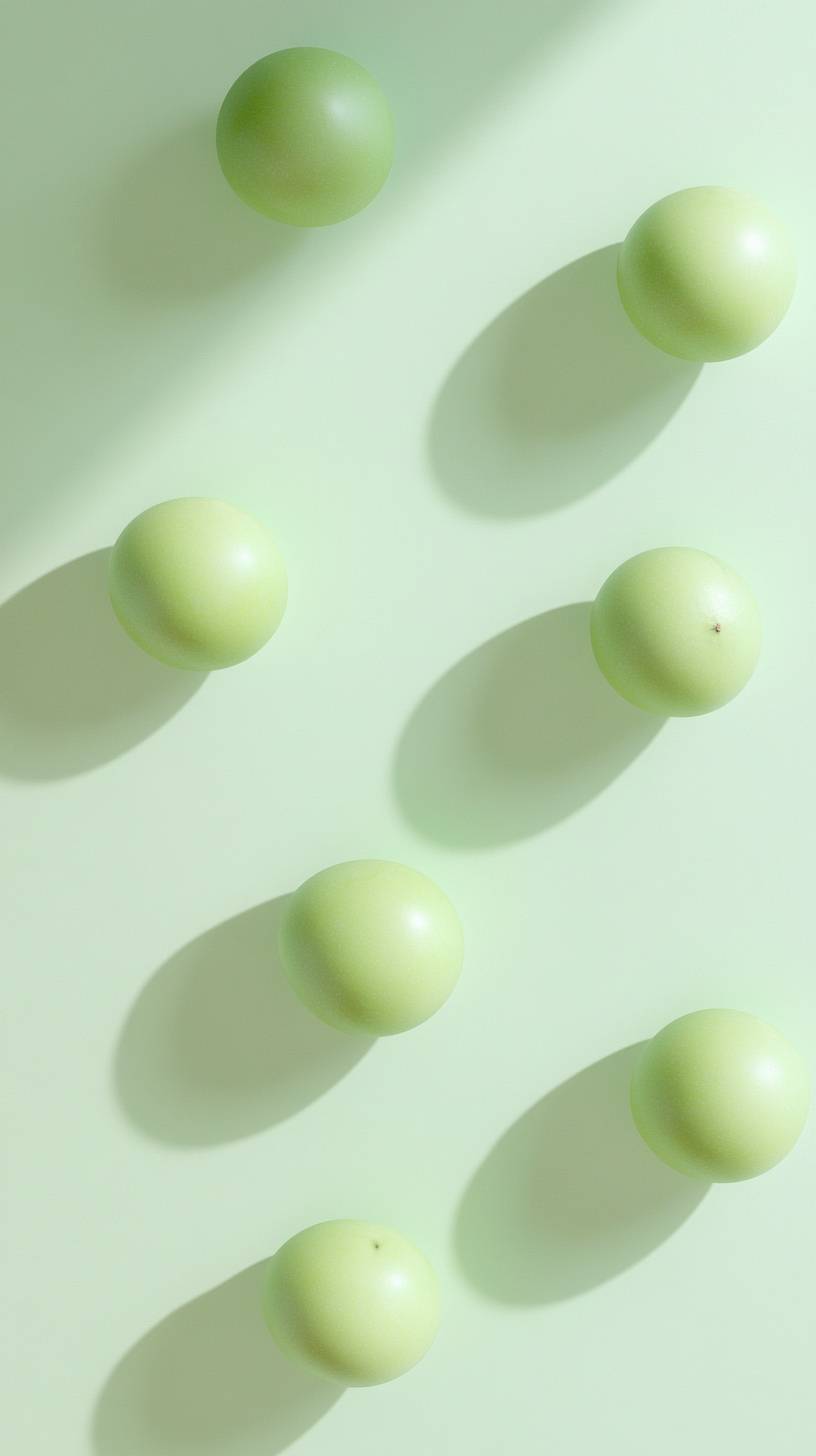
713,622,722,632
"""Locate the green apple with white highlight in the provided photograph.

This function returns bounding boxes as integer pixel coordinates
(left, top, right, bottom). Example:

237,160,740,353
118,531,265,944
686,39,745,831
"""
263,1220,441,1386
618,186,796,361
280,860,463,1035
590,547,761,716
109,497,287,671
217,47,394,227
631,1009,810,1181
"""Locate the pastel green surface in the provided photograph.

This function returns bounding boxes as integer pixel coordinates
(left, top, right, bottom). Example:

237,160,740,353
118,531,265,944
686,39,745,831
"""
631,1010,810,1182
618,186,796,361
590,547,761,716
263,1219,441,1386
279,859,463,1036
9,5,816,1453
216,47,394,227
108,497,287,671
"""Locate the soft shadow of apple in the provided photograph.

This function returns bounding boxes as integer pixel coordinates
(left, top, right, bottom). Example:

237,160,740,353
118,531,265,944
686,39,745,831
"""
454,1045,709,1304
101,118,302,303
429,246,701,517
115,897,372,1146
0,550,204,780
92,1263,342,1456
393,604,663,849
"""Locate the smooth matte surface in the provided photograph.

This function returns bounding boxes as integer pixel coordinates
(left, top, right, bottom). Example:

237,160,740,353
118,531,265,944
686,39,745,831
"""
217,47,394,226
618,186,796,361
631,1010,810,1181
590,547,761,716
280,860,463,1034
109,497,287,670
5,4,816,1455
263,1220,440,1384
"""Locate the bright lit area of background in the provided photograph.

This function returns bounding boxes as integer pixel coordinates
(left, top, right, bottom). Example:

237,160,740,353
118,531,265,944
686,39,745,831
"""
4,2,815,1453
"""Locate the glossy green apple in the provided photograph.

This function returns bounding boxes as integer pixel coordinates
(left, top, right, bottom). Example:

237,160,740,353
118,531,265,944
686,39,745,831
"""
618,186,796,361
631,1009,810,1181
279,859,463,1035
109,497,287,671
216,47,394,227
590,547,760,716
263,1219,440,1386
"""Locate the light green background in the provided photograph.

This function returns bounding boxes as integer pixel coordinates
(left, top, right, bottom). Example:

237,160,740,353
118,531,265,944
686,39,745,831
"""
3,2,815,1453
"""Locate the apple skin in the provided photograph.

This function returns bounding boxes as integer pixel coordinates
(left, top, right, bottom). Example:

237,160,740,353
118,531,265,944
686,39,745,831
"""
618,186,796,361
279,860,463,1036
590,547,760,716
262,1220,441,1386
216,47,394,227
108,497,287,671
631,1009,810,1182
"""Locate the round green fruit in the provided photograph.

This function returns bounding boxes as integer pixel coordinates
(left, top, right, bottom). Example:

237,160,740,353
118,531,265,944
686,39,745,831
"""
590,547,760,716
618,186,796,361
109,497,287,671
216,47,394,226
631,1009,810,1182
279,860,463,1035
263,1219,441,1386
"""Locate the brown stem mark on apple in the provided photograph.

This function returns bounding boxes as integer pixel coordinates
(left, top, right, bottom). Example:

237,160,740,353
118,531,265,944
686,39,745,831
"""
713,622,722,633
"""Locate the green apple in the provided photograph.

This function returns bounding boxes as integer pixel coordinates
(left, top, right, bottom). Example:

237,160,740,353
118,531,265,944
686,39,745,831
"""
631,1009,810,1181
109,497,287,671
618,186,796,361
263,1220,441,1386
590,547,761,716
216,47,394,227
279,860,463,1035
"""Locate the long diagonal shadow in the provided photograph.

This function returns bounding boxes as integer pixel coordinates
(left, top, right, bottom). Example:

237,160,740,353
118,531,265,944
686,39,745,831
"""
0,551,203,780
92,1264,342,1456
100,118,302,303
114,897,372,1146
393,604,664,849
454,1045,709,1304
429,246,700,517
